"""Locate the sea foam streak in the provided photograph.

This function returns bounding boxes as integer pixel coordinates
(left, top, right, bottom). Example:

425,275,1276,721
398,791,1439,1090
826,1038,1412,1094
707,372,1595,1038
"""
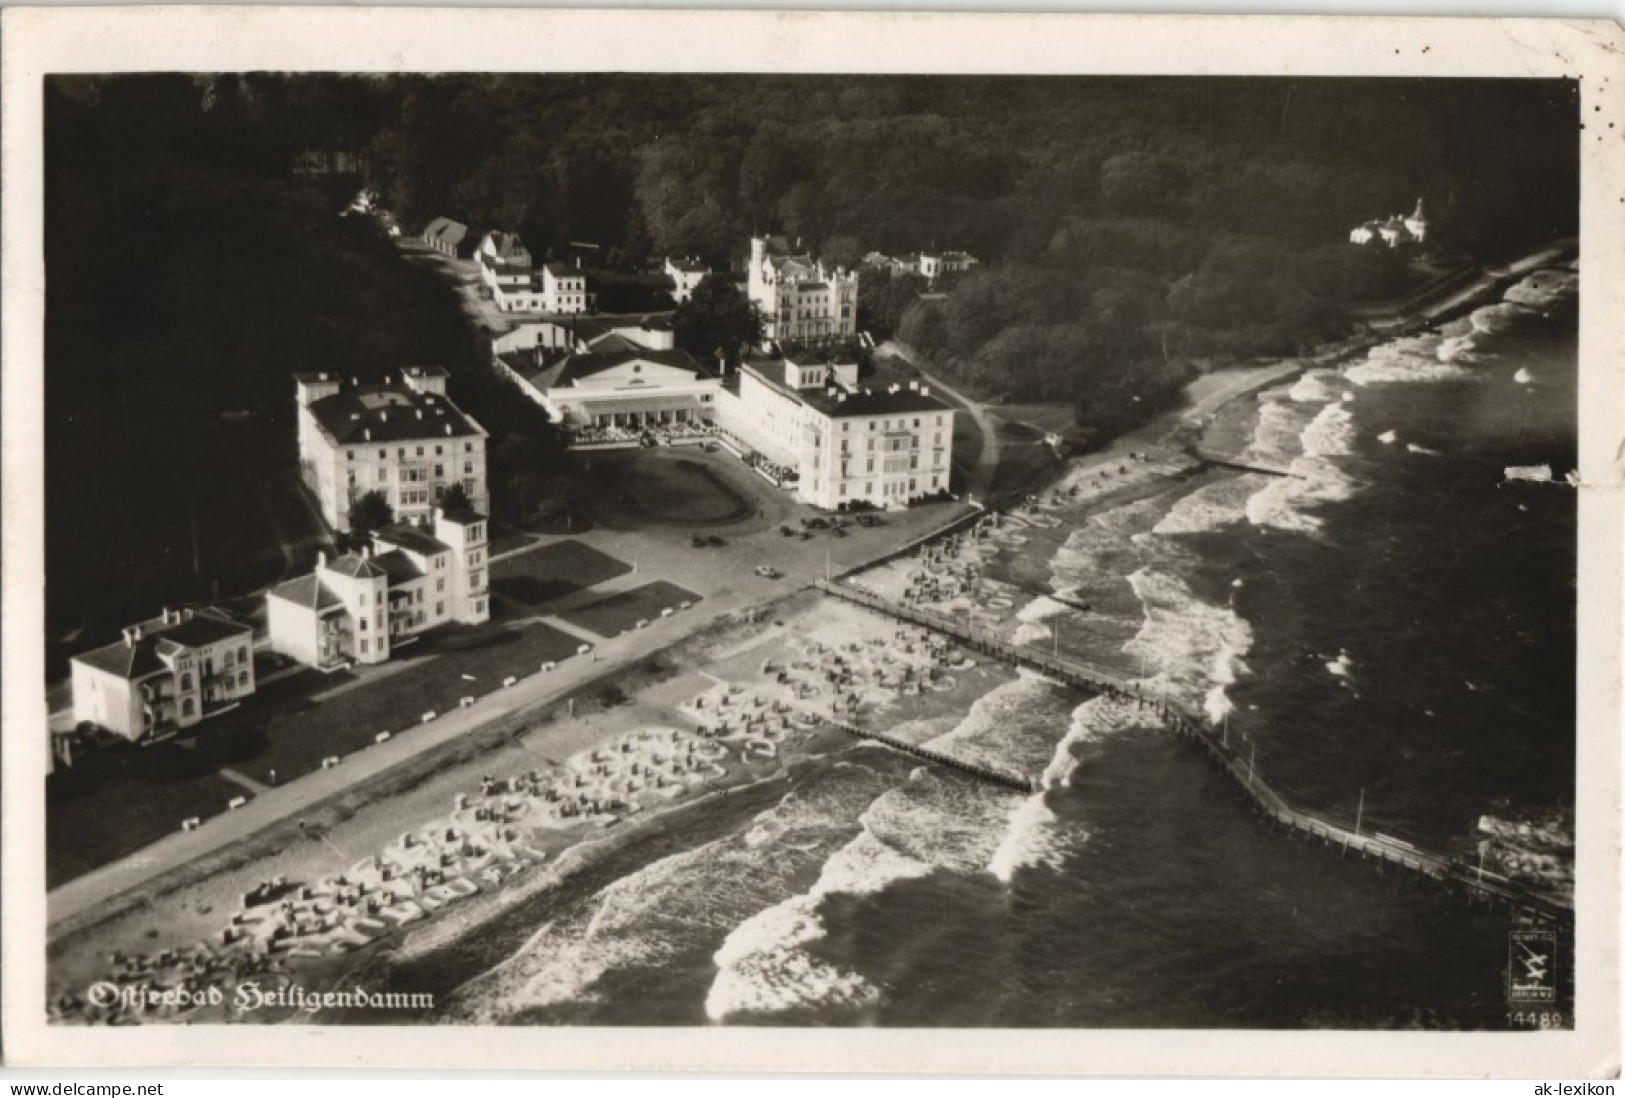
1125,568,1253,721
444,766,895,1022
707,770,1013,1021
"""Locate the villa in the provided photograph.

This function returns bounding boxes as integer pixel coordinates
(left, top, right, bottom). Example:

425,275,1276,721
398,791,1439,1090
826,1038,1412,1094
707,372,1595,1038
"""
266,508,490,670
71,608,256,742
295,368,489,530
747,235,858,345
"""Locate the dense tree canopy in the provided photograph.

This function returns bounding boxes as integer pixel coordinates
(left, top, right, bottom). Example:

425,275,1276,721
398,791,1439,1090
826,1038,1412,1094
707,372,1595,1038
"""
44,73,1579,643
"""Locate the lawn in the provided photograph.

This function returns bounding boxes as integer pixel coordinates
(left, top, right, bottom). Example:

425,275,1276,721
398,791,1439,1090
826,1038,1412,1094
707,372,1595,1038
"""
559,581,702,638
191,620,587,785
48,618,587,884
579,450,757,527
47,746,256,889
491,539,632,607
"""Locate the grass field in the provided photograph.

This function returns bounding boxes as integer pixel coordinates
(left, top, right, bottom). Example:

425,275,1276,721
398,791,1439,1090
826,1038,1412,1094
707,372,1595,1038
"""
580,450,756,527
491,539,632,607
47,618,586,884
47,747,256,889
559,581,702,638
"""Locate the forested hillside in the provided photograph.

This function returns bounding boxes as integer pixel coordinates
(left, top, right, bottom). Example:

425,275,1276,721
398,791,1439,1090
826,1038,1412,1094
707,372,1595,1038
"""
45,74,1577,644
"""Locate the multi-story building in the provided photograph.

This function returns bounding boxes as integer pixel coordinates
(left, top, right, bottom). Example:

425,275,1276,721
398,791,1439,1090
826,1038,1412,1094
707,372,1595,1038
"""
71,608,256,742
542,262,592,314
495,317,722,432
746,235,858,345
664,257,710,304
295,368,489,531
476,231,536,307
718,347,955,510
266,508,490,669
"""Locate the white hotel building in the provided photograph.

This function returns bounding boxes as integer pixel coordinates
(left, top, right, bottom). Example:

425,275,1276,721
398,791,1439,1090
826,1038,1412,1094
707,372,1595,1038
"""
718,348,956,511
746,235,858,344
296,368,489,531
266,508,490,669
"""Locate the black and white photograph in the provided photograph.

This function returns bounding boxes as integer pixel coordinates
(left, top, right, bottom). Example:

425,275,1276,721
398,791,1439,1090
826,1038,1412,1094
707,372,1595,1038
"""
2,7,1619,1077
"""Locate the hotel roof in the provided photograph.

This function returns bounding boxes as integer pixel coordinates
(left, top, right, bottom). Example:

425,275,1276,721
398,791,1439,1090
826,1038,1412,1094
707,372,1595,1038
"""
372,549,425,585
267,573,345,612
307,384,485,446
512,347,713,393
72,609,251,679
423,217,467,247
743,358,952,420
325,553,389,581
374,523,451,557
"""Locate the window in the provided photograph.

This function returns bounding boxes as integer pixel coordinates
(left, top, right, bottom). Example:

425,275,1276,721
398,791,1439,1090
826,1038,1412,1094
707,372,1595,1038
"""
238,670,249,686
866,459,874,473
465,442,473,453
359,617,367,632
346,449,355,460
437,578,446,593
474,599,485,615
436,445,444,456
416,446,424,457
435,464,445,477
180,672,192,691
913,419,921,428
436,602,445,617
360,638,369,654
182,698,195,717
398,448,406,459
932,475,940,487
225,650,234,669
239,645,248,663
470,570,483,590
378,449,386,459
909,478,917,492
416,589,424,604
463,462,473,475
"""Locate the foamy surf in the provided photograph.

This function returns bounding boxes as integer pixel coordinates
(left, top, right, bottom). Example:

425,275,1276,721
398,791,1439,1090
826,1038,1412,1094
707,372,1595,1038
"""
1124,568,1253,719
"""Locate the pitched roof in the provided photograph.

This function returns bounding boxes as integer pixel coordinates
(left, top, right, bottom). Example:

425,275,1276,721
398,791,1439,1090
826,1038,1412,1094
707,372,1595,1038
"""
72,609,250,680
543,261,580,277
326,553,388,580
438,507,487,526
522,348,714,392
306,383,485,446
372,549,425,585
482,231,529,261
743,358,953,420
667,257,709,274
423,217,467,246
373,523,450,557
268,573,344,611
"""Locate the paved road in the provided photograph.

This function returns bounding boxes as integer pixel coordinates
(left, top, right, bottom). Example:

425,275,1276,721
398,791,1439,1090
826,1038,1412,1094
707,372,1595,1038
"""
877,340,1006,503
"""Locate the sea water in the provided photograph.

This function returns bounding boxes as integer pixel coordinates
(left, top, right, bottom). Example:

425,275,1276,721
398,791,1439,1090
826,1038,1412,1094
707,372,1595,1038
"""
364,270,1576,1029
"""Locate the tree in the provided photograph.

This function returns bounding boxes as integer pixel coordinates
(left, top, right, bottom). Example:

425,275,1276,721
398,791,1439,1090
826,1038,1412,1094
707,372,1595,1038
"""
348,490,394,532
673,274,765,371
440,482,473,513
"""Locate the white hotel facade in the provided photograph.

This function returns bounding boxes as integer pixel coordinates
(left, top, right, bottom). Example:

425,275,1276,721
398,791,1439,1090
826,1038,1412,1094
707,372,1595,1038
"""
296,368,489,531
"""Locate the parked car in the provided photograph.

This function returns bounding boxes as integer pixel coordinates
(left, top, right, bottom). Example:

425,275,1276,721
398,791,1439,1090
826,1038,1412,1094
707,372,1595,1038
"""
754,565,781,579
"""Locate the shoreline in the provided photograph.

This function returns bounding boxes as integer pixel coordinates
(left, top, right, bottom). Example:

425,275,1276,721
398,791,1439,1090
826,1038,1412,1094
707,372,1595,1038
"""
46,240,1578,1025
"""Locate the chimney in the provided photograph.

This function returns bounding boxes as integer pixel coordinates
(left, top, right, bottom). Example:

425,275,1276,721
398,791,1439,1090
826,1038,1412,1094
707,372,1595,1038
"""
364,428,372,441
182,608,194,622
123,627,136,647
417,409,424,420
920,386,930,397
318,550,327,568
380,411,388,423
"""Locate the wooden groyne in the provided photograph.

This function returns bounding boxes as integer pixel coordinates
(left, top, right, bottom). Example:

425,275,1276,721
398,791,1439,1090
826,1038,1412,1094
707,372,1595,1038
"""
811,708,1039,795
1191,451,1302,479
816,579,1572,928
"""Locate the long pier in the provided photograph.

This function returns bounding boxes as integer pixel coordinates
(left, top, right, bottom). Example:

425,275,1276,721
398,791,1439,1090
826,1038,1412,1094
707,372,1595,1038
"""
815,579,1572,928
